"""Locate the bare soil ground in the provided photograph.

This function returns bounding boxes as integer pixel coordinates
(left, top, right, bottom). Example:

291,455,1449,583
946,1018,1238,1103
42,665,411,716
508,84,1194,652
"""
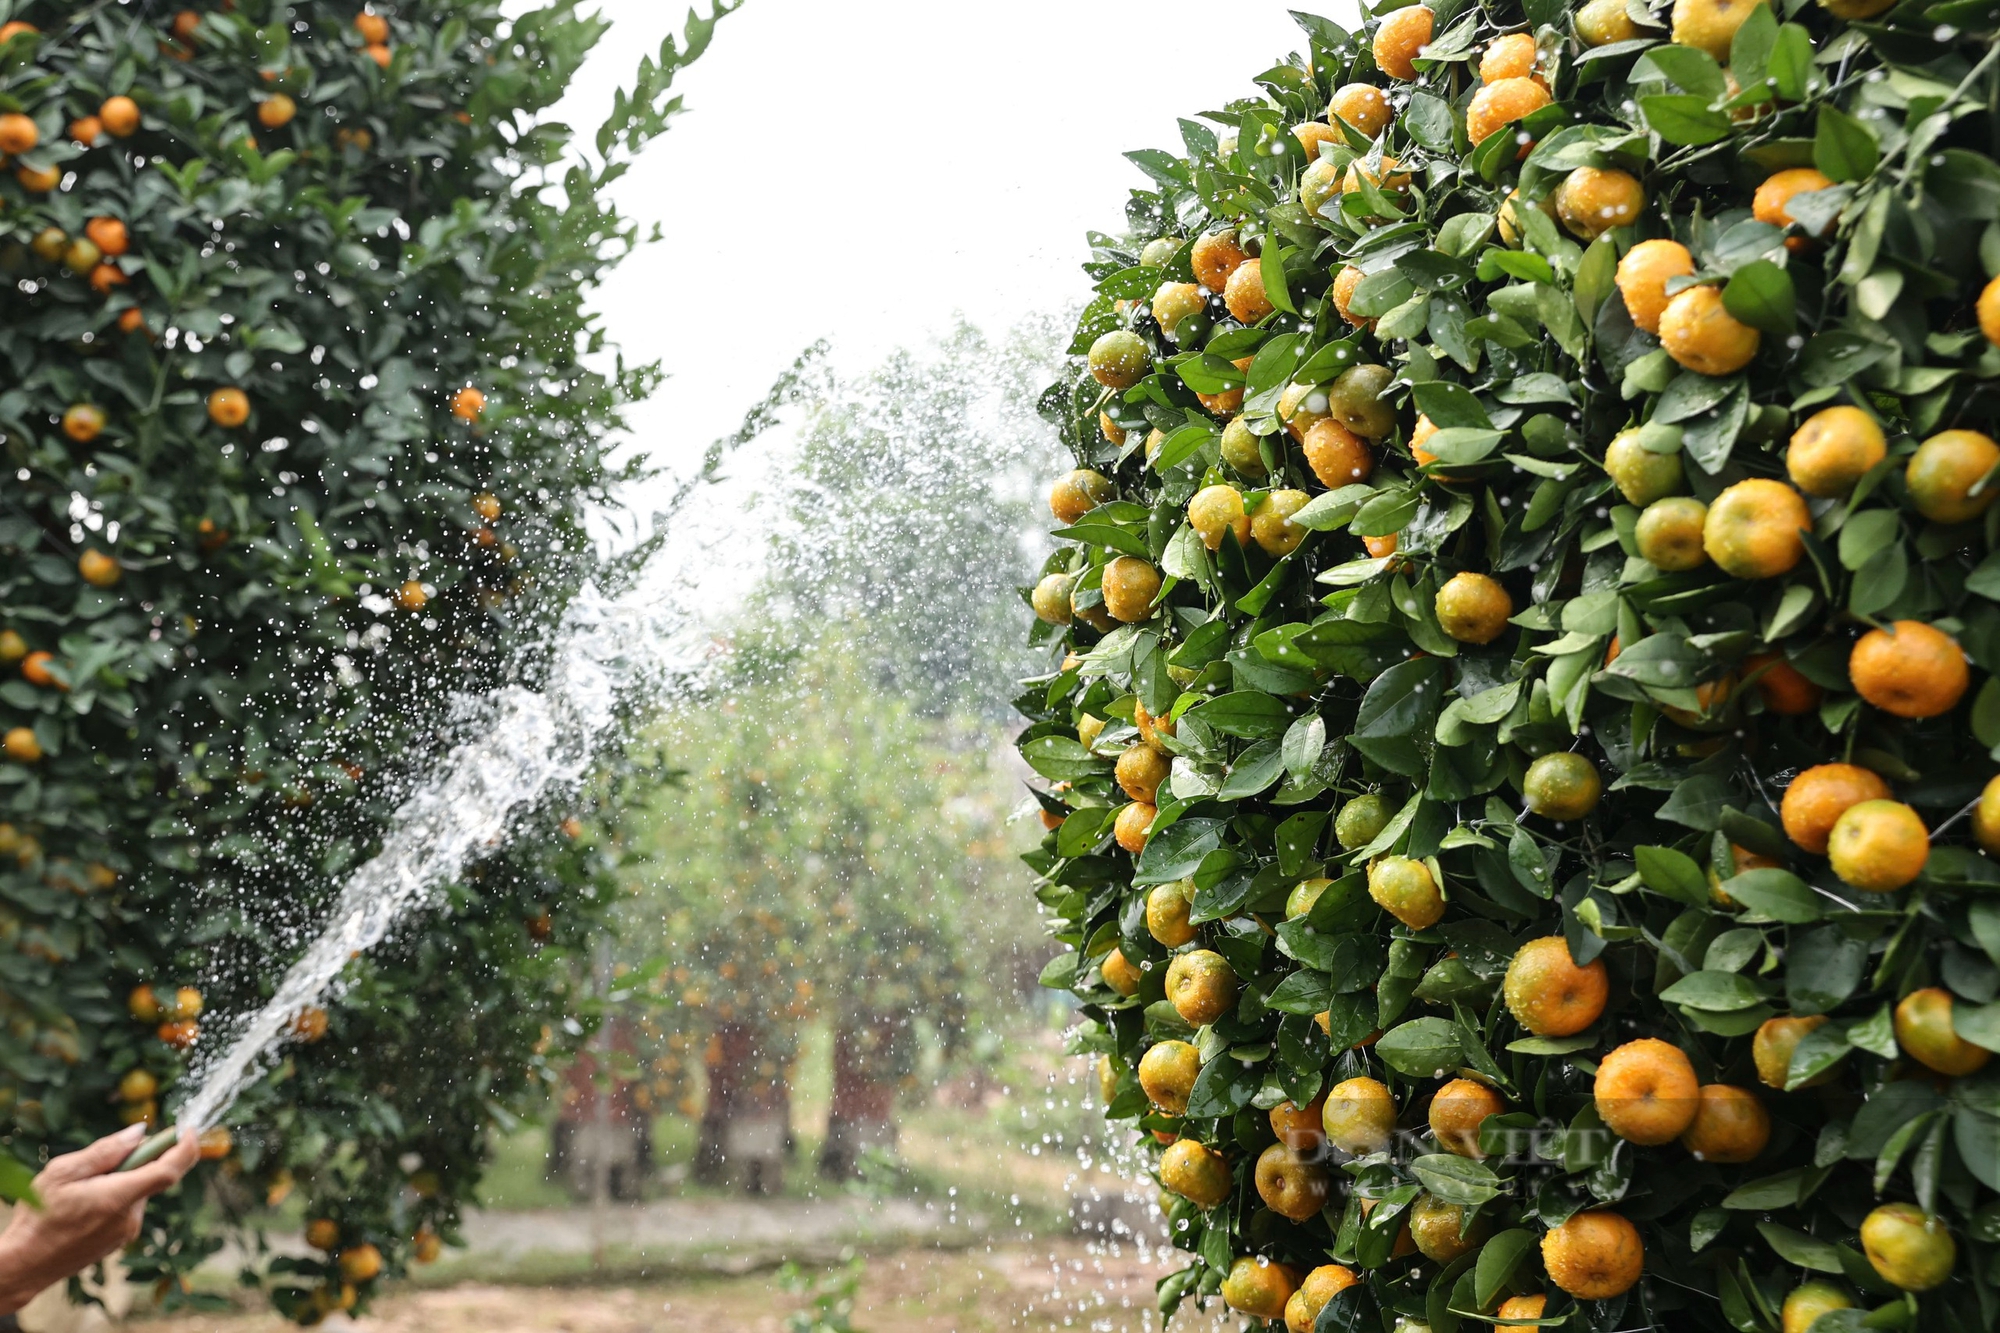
124,1240,1244,1333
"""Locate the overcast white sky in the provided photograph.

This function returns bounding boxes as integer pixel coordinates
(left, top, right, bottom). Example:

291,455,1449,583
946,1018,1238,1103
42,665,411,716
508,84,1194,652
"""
539,0,1345,513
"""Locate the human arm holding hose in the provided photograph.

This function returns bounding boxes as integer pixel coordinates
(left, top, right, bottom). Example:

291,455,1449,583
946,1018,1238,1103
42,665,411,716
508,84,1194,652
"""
0,1124,199,1315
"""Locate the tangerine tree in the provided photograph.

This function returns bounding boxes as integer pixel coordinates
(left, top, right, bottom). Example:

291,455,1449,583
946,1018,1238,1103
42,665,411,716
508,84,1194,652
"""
0,0,733,1320
1023,4,2000,1330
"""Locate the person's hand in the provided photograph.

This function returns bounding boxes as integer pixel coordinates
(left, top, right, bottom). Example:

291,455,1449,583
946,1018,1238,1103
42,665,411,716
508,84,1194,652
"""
0,1124,200,1315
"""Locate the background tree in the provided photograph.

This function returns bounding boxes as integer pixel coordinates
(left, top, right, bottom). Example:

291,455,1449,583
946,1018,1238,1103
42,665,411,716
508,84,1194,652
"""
0,0,733,1319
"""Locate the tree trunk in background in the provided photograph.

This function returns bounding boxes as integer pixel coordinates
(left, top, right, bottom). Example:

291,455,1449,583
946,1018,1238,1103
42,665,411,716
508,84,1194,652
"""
696,1022,791,1193
819,1013,900,1180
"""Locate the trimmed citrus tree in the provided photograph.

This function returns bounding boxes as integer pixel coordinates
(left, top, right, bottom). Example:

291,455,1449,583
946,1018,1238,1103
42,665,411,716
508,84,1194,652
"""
0,0,731,1320
1021,3,2000,1329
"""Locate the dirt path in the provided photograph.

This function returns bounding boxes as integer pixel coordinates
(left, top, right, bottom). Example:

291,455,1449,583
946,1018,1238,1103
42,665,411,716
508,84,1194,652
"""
126,1241,1242,1333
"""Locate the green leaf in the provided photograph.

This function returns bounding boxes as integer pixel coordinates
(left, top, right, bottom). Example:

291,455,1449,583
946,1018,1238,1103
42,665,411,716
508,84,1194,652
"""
1189,691,1293,738
1718,867,1822,923
1411,1153,1503,1206
1473,1229,1536,1306
1756,1221,1843,1274
1375,1017,1466,1079
1767,23,1812,101
1642,94,1733,147
1635,845,1709,908
1134,818,1227,885
1661,970,1769,1011
1814,105,1880,183
1022,735,1113,781
1721,260,1794,337
1184,1051,1258,1118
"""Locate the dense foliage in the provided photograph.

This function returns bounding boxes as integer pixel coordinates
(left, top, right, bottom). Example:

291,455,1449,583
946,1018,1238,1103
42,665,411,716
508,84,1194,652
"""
0,0,730,1319
1020,2,2000,1331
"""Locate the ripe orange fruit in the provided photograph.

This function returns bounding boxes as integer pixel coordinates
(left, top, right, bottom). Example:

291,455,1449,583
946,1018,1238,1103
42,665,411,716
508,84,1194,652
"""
70,116,104,146
1293,120,1341,162
1222,1256,1300,1320
14,163,58,192
338,1244,383,1283
1087,331,1149,390
62,404,106,443
1269,1094,1326,1152
1159,1137,1231,1207
1322,1076,1396,1154
1523,751,1602,821
1849,620,1969,719
84,217,129,259
0,631,22,665
1860,1203,1956,1291
1497,189,1558,246
1223,258,1274,324
100,96,141,138
1614,239,1695,335
1254,1143,1330,1221
1636,496,1708,571
128,984,164,1023
1363,533,1399,558
1980,274,2000,347
171,10,201,42
1429,1078,1504,1157
1251,490,1310,558
1555,166,1643,239
413,1230,443,1264
366,43,392,67
207,387,250,428
1744,652,1822,714
1679,1084,1769,1162
306,1219,342,1251
1113,801,1155,853
1135,700,1176,747
1301,158,1343,221
1049,468,1115,524
1191,230,1249,291
395,579,428,612
1894,986,1989,1076
1329,84,1391,137
1467,77,1551,156
1905,429,2000,524
1284,1266,1359,1333
1787,405,1885,497
452,386,486,421
0,112,37,155
157,1019,198,1049
1189,485,1251,550
0,21,37,43
1341,154,1410,200
1302,418,1374,489
1595,1037,1699,1144
1504,936,1608,1036
1372,5,1435,80
1974,774,2000,854
1480,32,1541,84
20,650,56,687
1139,1040,1199,1114
1659,284,1759,375
1827,799,1928,893
88,263,127,295
1115,744,1171,805
197,1127,233,1161
1701,477,1809,579
1101,556,1162,623
1368,854,1444,929
1753,168,1835,249
1165,949,1237,1026
119,308,150,336
355,12,391,42
292,1007,330,1042
1781,1282,1852,1333
1434,571,1512,644
1329,265,1370,329
1781,763,1891,853
1673,0,1768,56
2,727,41,763
1278,380,1329,441
78,550,121,588
1151,280,1205,341
1543,1211,1644,1299
257,94,297,129
1410,1193,1489,1262
1100,947,1142,996
1495,1294,1549,1327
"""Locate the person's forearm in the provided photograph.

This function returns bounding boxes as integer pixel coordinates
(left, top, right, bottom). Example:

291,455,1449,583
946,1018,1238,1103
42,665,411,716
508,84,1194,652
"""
0,1230,50,1317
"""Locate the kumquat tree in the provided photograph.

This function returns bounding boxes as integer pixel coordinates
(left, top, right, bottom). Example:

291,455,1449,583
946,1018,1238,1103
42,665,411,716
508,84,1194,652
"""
0,0,734,1321
1020,2,2000,1330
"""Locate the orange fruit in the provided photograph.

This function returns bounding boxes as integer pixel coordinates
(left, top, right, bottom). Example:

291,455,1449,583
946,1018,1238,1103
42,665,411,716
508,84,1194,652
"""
1467,77,1551,156
1594,1037,1699,1144
1135,700,1176,747
1429,1078,1504,1157
1497,188,1557,246
1254,1144,1330,1221
15,163,59,192
1434,571,1512,643
197,1126,233,1161
1523,751,1602,820
70,116,104,146
2,727,41,763
207,387,250,428
1139,1040,1200,1114
1251,490,1311,557
452,386,486,421
1679,1084,1769,1162
1284,1266,1359,1333
1329,84,1391,137
1151,281,1205,340
1859,1203,1956,1291
119,1069,159,1104
0,631,22,665
1368,854,1444,929
1269,1094,1326,1152
1673,0,1769,57
413,1230,443,1264
366,43,392,67
1100,556,1162,623
1554,167,1643,240
20,651,55,686
1049,468,1115,523
1479,33,1541,84
338,1244,383,1283
1980,274,2000,347
257,94,297,129
1363,533,1399,558
1222,1257,1301,1320
62,404,106,443
156,1019,198,1049
1160,1138,1232,1208
1278,381,1329,442
1659,284,1760,375
355,12,391,43
1032,574,1075,626
1372,5,1435,80
1292,121,1341,162
1331,265,1370,329
1615,239,1695,335
1115,743,1171,804
1701,477,1809,579
1973,773,2000,854
1087,331,1149,389
119,308,150,336
1100,947,1142,996
1753,168,1835,249
1188,485,1251,550
1781,1282,1853,1333
1495,1294,1549,1327
1827,799,1928,892
78,550,121,588
1905,429,2000,524
1165,949,1238,1026
1787,405,1885,497
0,112,38,155
1636,496,1709,571
292,1007,330,1042
1894,986,1990,1076
1781,763,1891,853
1191,230,1249,291
1543,1211,1644,1299
395,579,428,612
1303,418,1374,488
128,984,164,1022
1322,1076,1397,1154
1299,154,1344,219
0,21,37,43
1410,1193,1489,1262
88,264,127,295
1504,936,1608,1036
1744,652,1822,715
1223,258,1274,323
100,96,141,138
1114,802,1155,853
1849,620,1969,719
85,218,130,260
306,1219,342,1251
